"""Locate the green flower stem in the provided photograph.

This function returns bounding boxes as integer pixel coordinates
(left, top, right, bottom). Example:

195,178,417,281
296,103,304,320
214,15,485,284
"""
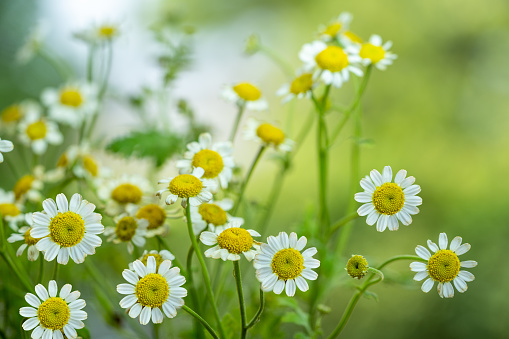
185,204,225,339
37,48,71,80
153,323,160,339
182,305,220,339
246,288,265,329
233,145,266,215
186,243,205,339
233,261,247,338
229,102,246,142
52,262,59,281
156,235,184,274
87,44,96,82
376,255,427,270
37,256,44,283
328,212,359,236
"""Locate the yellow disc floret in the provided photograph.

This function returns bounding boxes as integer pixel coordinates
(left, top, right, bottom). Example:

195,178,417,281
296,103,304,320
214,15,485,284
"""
135,273,169,308
49,212,85,247
13,175,34,200
372,183,405,215
0,203,20,217
427,250,460,283
136,204,166,230
359,43,385,63
256,123,285,146
111,183,143,204
346,255,369,279
26,121,47,140
141,253,165,270
115,216,138,242
290,74,313,95
233,83,262,101
37,297,70,330
60,89,83,107
99,26,116,38
315,46,349,72
24,228,40,246
169,174,203,198
1,105,22,122
191,150,224,178
216,228,253,254
323,23,342,37
344,31,363,43
198,203,227,226
271,248,304,280
83,156,98,176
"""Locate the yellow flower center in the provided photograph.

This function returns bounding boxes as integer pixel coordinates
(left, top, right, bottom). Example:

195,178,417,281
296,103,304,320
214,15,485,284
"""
427,249,460,283
83,155,98,176
26,121,47,140
323,22,341,37
346,255,369,279
60,89,83,108
141,253,165,270
198,203,227,226
290,74,313,95
191,150,224,179
256,123,285,146
344,31,363,43
372,183,405,215
1,105,22,122
315,46,349,72
24,228,40,246
14,175,35,200
111,184,143,204
49,212,85,247
37,297,70,330
216,228,253,254
271,248,304,280
135,273,169,308
0,203,20,217
99,26,116,37
233,83,262,101
115,216,138,242
56,153,68,168
169,174,203,198
359,43,385,63
136,204,166,230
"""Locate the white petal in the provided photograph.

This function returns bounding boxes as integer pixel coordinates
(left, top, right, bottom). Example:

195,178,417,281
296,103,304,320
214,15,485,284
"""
295,276,309,292
133,260,147,277
454,243,471,255
415,245,431,260
382,166,392,183
409,262,426,272
413,271,429,281
460,260,477,268
357,203,375,216
403,185,421,196
449,236,462,252
442,281,454,298
117,284,135,294
438,233,448,250
427,240,439,253
35,284,49,301
285,279,296,297
421,278,434,293
360,177,376,193
366,210,379,225
48,280,57,297
139,306,152,325
453,276,468,293
128,303,142,318
55,194,68,212
25,293,41,307
394,169,407,185
369,169,383,186
458,270,475,282
146,256,156,274
151,307,164,324
19,307,38,317
273,280,285,294
22,317,40,330
354,192,372,203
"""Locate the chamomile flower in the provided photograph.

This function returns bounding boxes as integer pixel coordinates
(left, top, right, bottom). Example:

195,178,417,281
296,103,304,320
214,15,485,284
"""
1,101,42,135
117,256,187,325
276,72,314,103
299,40,363,88
176,133,235,190
254,232,320,297
200,221,260,261
190,198,243,234
355,166,422,232
41,82,98,127
20,280,87,339
318,12,352,41
356,35,397,70
0,138,13,163
18,110,63,155
104,215,148,254
0,188,24,230
32,193,104,265
339,30,364,46
410,233,477,298
222,82,268,111
244,118,294,153
75,22,120,44
129,250,176,271
56,144,101,178
130,203,169,236
156,167,216,208
12,166,45,203
97,174,152,216
7,213,41,261
346,255,369,280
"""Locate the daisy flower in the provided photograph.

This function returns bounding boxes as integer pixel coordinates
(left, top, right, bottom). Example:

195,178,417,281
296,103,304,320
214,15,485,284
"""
254,232,320,297
18,110,63,155
104,215,148,254
200,221,260,261
222,82,268,111
276,72,314,103
244,118,294,153
20,280,87,339
0,188,24,230
75,22,120,44
410,233,477,298
41,82,98,127
1,100,41,134
176,133,235,190
355,166,422,232
318,12,352,41
56,144,101,179
97,174,152,216
356,34,397,71
129,250,176,271
117,256,187,325
31,193,104,265
190,198,244,234
130,203,169,236
7,213,42,261
156,167,216,208
299,40,363,88
12,166,46,203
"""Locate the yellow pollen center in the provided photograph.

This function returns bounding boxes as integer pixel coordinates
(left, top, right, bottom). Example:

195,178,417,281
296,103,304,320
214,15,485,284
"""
169,174,203,198
83,155,98,176
60,89,83,107
1,105,22,122
14,175,35,200
136,204,166,230
372,183,405,215
216,228,253,254
37,297,70,330
56,153,68,168
141,254,165,270
191,150,224,178
359,43,385,63
49,212,85,247
111,184,143,204
115,216,138,242
233,83,262,101
99,26,116,37
290,74,313,95
344,31,363,43
256,123,285,146
198,203,227,226
427,250,460,283
323,23,341,37
135,273,169,308
0,203,20,217
24,228,40,246
26,121,47,140
346,255,369,279
315,46,349,72
271,248,304,280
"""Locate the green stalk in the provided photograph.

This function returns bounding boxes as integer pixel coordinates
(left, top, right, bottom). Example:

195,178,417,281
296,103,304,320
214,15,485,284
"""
328,213,359,236
233,261,247,338
246,289,264,329
182,305,220,339
233,145,266,215
229,102,246,142
186,244,205,339
37,256,44,283
52,262,59,281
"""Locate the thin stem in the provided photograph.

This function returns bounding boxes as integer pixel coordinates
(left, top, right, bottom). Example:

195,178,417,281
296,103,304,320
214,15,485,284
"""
87,45,96,82
37,256,44,283
233,261,247,339
52,262,59,281
185,205,225,338
153,323,160,339
328,213,359,236
233,145,266,215
182,305,220,339
186,243,204,339
376,255,427,271
229,102,245,142
37,48,71,80
246,289,265,329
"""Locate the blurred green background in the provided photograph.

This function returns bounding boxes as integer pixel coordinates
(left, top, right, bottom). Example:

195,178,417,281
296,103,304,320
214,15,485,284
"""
1,0,509,338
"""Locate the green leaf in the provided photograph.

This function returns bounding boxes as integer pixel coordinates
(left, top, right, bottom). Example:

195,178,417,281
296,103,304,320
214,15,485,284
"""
363,290,379,302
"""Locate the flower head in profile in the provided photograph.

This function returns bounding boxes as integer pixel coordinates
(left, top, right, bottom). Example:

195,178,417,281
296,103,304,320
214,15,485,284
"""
75,22,120,44
276,72,314,103
129,250,176,271
244,118,294,153
32,193,104,264
355,166,422,232
190,198,243,234
97,174,152,216
130,203,169,237
222,82,268,111
56,144,101,179
410,233,477,298
104,214,148,254
20,280,87,339
12,166,46,203
117,256,187,325
346,255,369,279
1,100,41,134
254,232,320,297
7,213,42,261
0,188,24,230
356,34,397,70
18,110,63,155
318,12,352,41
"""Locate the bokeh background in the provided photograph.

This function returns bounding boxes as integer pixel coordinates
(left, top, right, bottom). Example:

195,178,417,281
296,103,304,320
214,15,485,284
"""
1,0,509,338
